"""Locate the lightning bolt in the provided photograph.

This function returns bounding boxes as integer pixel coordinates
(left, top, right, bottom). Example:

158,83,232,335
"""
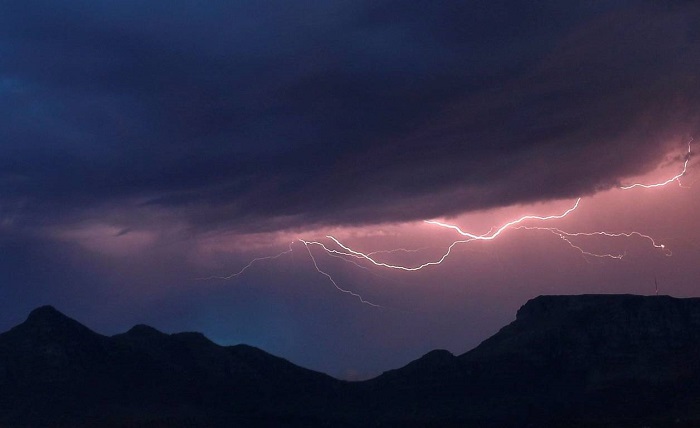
295,199,581,272
314,235,474,271
200,239,380,307
514,226,672,259
206,141,692,305
367,247,431,256
299,239,381,307
424,198,581,240
311,141,691,271
196,245,293,280
620,139,692,189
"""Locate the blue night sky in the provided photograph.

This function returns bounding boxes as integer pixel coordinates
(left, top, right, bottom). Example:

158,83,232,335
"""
1,1,699,379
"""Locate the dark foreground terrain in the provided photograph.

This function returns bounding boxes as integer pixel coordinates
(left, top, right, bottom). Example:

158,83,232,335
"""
2,294,700,427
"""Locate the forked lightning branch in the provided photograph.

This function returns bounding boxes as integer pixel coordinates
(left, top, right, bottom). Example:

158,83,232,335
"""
203,141,693,307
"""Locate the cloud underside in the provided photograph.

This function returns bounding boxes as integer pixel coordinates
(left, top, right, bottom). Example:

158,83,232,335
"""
1,1,698,233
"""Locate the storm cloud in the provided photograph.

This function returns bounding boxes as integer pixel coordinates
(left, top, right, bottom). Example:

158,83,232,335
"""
1,0,698,233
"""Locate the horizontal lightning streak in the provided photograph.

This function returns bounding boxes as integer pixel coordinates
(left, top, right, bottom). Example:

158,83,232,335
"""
196,245,293,280
320,247,373,271
367,247,430,256
554,233,625,260
514,227,651,260
424,198,581,240
322,236,475,271
320,140,692,270
206,141,692,306
516,227,669,255
314,199,582,272
200,240,380,307
620,139,692,190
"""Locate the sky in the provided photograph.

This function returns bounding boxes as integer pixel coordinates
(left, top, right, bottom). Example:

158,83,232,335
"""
1,0,699,379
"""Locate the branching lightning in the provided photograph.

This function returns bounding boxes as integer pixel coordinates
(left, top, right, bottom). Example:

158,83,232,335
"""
206,141,693,306
287,199,582,273
320,235,473,271
514,227,672,259
299,239,381,307
197,245,293,280
424,198,581,240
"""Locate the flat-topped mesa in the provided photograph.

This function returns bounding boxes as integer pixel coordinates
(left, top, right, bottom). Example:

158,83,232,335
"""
513,294,700,347
515,294,700,323
463,294,700,379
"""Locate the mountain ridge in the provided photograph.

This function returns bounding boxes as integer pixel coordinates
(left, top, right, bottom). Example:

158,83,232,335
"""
3,294,700,427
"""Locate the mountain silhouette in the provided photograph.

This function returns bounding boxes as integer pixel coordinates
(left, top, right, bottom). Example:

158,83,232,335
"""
368,295,700,426
0,305,341,426
3,296,700,427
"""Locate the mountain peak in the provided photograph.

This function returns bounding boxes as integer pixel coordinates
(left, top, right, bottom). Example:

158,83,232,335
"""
26,305,70,324
126,324,166,337
17,305,98,340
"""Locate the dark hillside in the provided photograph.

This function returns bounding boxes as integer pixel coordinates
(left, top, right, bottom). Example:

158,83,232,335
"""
3,296,700,426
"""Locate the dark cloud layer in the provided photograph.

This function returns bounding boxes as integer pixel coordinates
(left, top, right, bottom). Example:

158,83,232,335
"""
1,0,698,232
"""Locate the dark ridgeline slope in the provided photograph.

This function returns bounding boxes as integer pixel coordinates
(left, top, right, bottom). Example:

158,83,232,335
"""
3,295,700,427
0,306,344,426
369,294,700,427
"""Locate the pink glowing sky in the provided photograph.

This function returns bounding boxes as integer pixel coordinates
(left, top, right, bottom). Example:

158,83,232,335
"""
1,1,699,380
1,139,697,380
63,142,692,379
